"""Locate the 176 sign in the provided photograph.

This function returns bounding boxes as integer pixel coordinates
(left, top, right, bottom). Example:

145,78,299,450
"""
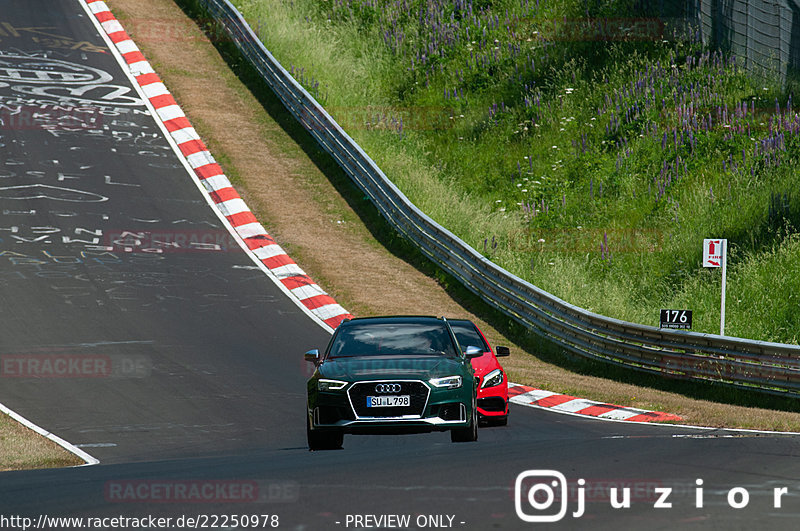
660,309,692,329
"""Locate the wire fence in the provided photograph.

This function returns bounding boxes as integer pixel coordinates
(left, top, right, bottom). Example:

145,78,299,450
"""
655,0,800,85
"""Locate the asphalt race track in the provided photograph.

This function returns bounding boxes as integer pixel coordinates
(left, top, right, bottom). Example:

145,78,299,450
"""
1,1,800,529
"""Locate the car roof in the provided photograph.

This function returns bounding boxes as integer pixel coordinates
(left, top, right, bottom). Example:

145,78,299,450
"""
340,315,444,326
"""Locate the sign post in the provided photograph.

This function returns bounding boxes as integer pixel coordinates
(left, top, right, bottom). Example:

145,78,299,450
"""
702,239,727,335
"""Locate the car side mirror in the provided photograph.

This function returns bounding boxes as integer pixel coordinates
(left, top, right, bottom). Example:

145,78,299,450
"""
304,349,320,364
495,345,510,357
464,346,483,359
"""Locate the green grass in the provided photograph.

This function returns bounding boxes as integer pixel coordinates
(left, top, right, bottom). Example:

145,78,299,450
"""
0,413,82,470
234,0,800,343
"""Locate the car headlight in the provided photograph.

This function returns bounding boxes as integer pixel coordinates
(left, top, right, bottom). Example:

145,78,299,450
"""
481,369,504,388
318,379,348,391
429,375,462,389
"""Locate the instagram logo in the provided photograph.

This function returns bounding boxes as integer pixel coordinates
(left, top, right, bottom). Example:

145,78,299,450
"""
515,470,584,522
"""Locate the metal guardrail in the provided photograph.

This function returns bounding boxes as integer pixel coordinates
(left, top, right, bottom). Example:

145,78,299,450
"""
198,0,800,398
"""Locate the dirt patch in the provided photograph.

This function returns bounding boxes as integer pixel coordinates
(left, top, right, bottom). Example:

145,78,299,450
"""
103,0,800,431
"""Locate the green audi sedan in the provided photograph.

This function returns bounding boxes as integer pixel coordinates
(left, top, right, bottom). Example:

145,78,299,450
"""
305,316,481,450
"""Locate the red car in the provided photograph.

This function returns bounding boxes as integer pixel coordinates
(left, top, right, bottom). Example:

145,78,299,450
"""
449,319,509,425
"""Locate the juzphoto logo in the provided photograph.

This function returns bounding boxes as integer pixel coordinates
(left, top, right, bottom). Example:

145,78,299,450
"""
515,470,570,522
515,470,797,523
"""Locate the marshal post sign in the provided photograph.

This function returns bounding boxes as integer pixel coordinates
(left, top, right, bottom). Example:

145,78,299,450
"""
660,309,692,330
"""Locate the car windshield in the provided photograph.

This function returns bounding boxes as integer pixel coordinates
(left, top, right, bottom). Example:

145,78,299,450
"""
327,322,458,358
449,322,489,353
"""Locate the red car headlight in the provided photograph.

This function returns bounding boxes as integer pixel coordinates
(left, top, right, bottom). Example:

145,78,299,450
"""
481,369,504,389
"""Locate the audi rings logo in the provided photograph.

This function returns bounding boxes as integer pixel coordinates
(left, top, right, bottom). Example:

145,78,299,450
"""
375,383,401,394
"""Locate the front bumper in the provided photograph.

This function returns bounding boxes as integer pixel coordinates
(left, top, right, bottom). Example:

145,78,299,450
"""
309,379,473,433
311,415,471,434
476,381,508,418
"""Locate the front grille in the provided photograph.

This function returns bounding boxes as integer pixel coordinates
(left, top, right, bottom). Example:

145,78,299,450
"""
349,381,429,418
478,396,507,412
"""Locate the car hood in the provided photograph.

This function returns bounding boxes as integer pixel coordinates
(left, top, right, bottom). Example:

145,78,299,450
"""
319,355,468,381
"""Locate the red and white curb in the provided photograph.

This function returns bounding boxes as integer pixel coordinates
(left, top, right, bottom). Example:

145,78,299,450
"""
84,0,353,330
509,384,683,423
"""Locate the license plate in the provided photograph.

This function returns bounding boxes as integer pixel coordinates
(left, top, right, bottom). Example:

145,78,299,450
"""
366,395,410,407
